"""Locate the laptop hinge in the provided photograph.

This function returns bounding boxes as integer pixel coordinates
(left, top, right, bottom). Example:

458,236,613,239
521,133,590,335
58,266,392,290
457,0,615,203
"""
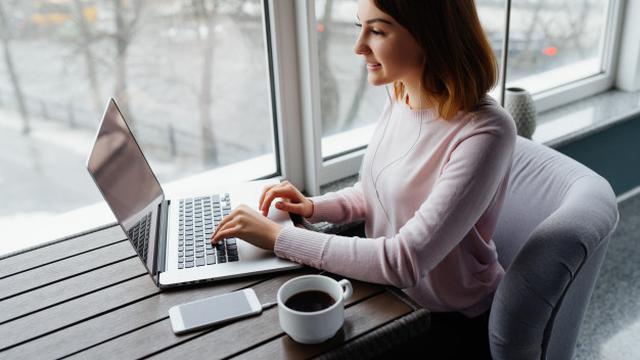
155,199,170,282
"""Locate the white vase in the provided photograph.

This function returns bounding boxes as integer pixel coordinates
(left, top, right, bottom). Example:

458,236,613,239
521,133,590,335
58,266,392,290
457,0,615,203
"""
504,87,536,139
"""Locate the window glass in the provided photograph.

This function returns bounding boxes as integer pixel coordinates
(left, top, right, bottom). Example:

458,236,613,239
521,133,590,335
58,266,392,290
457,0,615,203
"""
0,0,275,254
506,0,610,93
315,0,384,159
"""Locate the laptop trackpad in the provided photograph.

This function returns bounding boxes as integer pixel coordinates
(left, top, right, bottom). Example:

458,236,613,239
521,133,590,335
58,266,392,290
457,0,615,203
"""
266,205,292,225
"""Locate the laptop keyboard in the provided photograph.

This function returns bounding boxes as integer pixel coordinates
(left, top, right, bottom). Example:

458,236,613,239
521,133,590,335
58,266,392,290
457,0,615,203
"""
177,193,239,269
127,212,152,263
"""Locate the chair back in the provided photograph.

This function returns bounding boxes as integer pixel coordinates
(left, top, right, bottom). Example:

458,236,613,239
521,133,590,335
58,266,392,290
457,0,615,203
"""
489,136,619,359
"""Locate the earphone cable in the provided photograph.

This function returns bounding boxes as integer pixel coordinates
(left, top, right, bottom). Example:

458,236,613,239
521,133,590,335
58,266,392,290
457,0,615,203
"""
369,83,425,226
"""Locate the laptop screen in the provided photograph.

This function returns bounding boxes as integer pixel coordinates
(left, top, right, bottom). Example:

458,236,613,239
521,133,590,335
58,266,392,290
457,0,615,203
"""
87,99,164,275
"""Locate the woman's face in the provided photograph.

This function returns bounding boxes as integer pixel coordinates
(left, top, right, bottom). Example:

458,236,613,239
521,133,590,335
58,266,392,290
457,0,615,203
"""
354,0,424,87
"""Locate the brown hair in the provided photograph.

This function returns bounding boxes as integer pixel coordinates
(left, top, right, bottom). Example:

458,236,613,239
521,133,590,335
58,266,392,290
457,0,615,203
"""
373,0,498,120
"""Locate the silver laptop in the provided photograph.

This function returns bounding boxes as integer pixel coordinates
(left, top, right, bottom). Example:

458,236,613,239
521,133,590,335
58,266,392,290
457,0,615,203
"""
87,98,302,288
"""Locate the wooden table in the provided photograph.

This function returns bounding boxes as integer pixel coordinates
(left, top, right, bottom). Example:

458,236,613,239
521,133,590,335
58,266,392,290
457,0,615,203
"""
0,224,430,359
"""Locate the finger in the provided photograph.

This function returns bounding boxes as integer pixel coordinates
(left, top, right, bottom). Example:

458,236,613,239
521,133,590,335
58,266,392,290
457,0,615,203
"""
211,211,235,241
258,184,277,209
275,200,305,214
212,225,241,244
260,187,277,215
259,183,288,214
261,186,300,215
261,189,282,216
211,218,237,243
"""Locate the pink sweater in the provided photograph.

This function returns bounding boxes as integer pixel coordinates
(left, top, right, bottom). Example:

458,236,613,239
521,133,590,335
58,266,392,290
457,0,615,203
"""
274,96,516,317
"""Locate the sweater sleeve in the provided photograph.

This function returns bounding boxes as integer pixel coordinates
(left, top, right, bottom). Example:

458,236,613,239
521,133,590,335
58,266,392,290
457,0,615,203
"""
305,181,367,224
274,117,516,289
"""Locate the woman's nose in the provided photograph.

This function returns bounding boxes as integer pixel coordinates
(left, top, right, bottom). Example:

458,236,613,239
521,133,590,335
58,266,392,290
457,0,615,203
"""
353,33,369,56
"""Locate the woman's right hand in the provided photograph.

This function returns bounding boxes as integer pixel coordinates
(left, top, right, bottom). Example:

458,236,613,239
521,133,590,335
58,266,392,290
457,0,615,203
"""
258,180,314,218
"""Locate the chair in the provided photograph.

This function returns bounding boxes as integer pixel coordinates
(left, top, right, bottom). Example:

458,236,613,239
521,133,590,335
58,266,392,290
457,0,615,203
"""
296,136,620,360
489,136,619,360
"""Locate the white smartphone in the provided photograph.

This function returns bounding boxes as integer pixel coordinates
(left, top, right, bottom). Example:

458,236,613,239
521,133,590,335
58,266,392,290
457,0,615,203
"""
169,288,262,335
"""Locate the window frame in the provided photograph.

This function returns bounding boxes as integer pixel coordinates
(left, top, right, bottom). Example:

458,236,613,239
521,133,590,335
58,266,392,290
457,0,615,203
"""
615,0,640,91
262,0,305,186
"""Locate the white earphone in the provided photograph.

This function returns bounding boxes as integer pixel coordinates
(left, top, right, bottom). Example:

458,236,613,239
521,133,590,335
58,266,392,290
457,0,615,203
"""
369,82,425,226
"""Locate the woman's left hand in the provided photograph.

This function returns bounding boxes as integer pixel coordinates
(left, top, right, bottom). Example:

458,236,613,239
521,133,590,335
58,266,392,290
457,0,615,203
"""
210,204,283,251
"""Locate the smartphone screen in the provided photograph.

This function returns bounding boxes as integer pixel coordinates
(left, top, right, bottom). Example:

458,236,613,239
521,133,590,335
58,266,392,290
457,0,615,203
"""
175,290,259,332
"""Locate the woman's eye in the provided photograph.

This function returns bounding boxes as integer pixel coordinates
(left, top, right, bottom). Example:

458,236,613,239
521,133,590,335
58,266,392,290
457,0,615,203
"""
354,22,383,36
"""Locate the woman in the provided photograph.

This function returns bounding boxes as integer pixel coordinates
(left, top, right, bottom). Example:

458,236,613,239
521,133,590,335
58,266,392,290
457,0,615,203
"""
212,0,515,357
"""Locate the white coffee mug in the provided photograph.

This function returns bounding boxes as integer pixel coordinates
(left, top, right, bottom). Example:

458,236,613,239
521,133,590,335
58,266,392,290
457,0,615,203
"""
277,275,353,344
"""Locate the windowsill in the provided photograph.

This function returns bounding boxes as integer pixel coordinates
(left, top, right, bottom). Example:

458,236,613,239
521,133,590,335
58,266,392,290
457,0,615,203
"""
534,89,640,148
320,88,640,194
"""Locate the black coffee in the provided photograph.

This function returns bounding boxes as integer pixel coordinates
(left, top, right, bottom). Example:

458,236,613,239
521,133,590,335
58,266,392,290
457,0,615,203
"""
285,290,336,312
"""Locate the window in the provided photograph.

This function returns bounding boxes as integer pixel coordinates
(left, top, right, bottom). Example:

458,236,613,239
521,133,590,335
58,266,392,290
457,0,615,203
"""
0,0,627,254
0,0,277,255
506,0,613,96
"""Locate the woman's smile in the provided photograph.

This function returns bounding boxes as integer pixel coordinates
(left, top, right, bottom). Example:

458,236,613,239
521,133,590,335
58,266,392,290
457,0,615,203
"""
366,62,382,71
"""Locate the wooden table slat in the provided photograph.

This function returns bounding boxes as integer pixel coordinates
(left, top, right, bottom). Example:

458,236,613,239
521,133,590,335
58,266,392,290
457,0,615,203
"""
0,257,147,324
0,241,136,300
0,275,159,350
0,225,125,279
233,291,413,360
77,270,384,359
0,273,274,359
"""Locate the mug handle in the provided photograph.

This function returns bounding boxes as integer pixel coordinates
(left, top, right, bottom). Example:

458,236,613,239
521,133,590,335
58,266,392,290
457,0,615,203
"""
338,279,353,301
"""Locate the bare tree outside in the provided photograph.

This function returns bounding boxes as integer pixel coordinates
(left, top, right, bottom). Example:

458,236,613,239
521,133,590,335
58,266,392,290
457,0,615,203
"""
541,0,593,60
192,0,219,165
112,0,144,130
340,59,367,132
317,0,340,135
0,1,30,135
510,0,547,71
71,0,103,113
507,0,603,80
0,0,274,254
